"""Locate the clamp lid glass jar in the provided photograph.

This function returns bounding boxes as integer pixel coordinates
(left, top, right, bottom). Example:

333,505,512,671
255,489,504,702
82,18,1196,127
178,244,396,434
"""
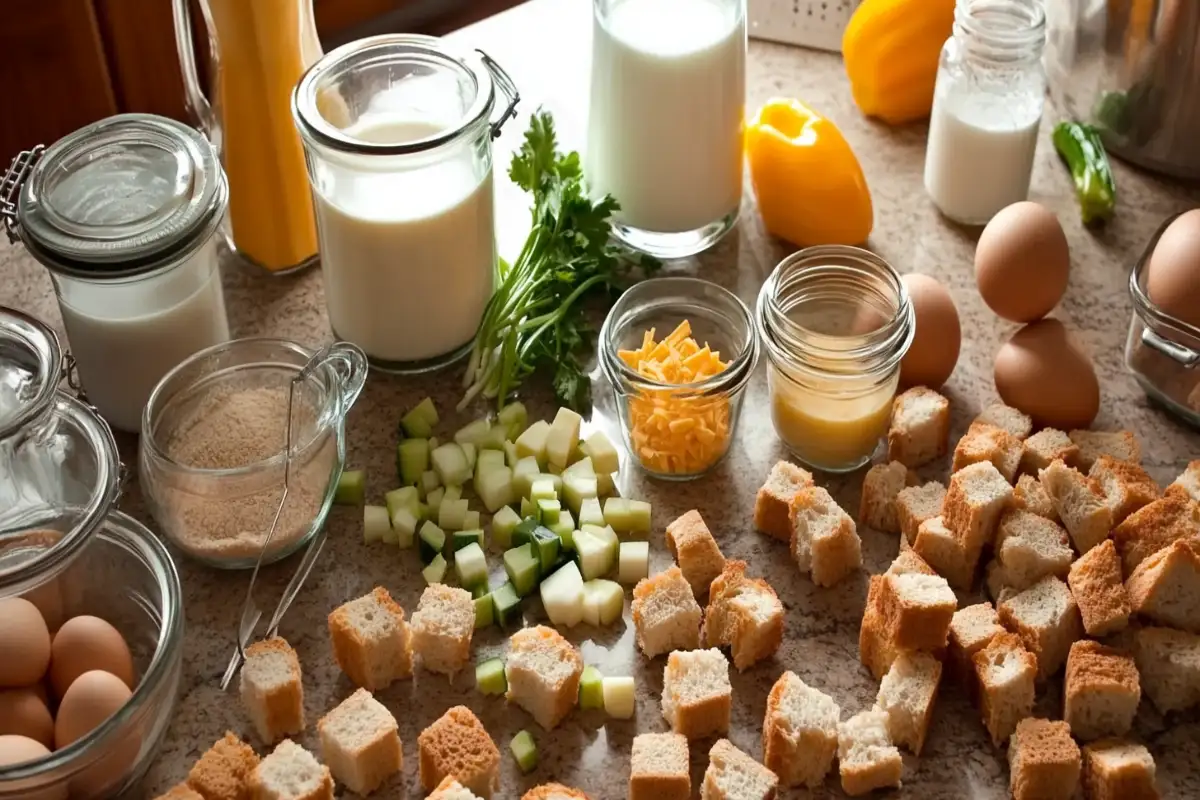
756,246,913,473
1,113,233,434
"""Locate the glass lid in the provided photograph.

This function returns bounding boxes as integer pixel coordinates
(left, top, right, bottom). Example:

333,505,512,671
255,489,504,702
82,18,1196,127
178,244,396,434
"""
0,306,62,437
15,113,226,279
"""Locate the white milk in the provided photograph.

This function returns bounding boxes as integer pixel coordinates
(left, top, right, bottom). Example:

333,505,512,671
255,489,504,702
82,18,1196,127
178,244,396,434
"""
586,0,745,234
924,91,1042,225
314,118,495,365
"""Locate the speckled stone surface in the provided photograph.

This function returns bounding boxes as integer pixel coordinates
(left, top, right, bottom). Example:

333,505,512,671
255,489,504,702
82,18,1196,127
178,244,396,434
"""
3,1,1200,797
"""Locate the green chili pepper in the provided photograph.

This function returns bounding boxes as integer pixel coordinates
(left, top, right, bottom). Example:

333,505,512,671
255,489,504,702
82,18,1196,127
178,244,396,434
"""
1052,121,1117,226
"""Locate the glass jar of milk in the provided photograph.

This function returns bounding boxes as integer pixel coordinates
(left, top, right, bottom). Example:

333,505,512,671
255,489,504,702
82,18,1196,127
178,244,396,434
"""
587,0,747,259
1,114,232,434
293,35,519,373
923,0,1046,226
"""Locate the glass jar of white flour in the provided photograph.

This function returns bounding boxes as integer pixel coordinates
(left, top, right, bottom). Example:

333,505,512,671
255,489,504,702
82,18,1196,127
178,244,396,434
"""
923,0,1046,226
1,114,232,433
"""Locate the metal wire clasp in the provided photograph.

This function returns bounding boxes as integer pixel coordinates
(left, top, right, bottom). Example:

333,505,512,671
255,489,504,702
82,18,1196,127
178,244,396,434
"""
1,146,44,244
478,50,520,140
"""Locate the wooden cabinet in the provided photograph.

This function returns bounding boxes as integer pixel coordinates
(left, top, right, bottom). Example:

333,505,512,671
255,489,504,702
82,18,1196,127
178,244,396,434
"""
0,0,521,164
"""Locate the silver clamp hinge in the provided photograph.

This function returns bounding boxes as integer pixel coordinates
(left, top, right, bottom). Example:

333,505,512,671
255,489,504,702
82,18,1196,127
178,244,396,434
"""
1,145,44,244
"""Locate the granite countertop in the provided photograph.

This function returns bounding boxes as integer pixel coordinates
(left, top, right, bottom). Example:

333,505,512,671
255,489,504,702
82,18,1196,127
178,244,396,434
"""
3,0,1200,797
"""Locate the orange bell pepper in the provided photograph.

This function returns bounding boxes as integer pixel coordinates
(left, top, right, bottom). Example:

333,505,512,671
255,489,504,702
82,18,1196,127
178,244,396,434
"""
746,98,874,248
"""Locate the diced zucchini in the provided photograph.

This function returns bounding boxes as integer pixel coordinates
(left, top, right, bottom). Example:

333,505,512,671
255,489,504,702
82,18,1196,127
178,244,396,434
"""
476,466,515,512
577,498,605,528
417,502,431,521
461,442,477,472
363,505,390,544
491,506,521,550
537,498,561,526
422,553,447,585
474,595,494,630
475,449,506,482
563,457,595,479
498,401,528,439
400,397,438,438
397,439,429,486
426,487,445,517
429,437,440,450
549,512,575,548
512,518,541,547
596,470,616,497
385,486,419,520
563,475,598,516
480,424,509,451
503,544,541,597
510,730,537,774
573,527,614,581
476,657,507,694
578,665,604,709
472,582,491,600
443,485,463,504
545,407,582,469
454,542,489,590
602,676,636,719
334,469,366,505
454,418,492,447
431,442,471,487
464,510,481,531
515,419,551,465
520,497,537,520
548,462,563,476
438,498,469,531
569,441,587,465
418,521,447,564
492,582,522,627
618,541,650,584
626,500,652,533
531,526,562,572
391,507,418,548
452,529,485,551
583,524,619,560
512,456,541,498
602,498,631,531
420,469,441,497
582,579,625,626
530,477,559,503
503,440,520,469
540,560,584,627
580,430,620,475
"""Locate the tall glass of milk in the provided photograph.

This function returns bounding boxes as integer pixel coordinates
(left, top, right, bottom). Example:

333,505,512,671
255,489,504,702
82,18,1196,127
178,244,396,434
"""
293,35,520,373
587,0,747,259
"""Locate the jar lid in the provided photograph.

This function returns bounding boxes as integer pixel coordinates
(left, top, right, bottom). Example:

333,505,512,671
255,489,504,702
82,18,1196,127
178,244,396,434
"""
15,113,227,279
0,306,63,437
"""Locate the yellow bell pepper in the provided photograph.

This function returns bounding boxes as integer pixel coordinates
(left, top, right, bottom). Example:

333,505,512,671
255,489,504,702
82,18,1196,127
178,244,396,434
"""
746,98,873,248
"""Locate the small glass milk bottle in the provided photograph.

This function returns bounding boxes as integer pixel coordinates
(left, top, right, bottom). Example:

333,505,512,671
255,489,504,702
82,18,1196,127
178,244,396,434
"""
923,0,1047,225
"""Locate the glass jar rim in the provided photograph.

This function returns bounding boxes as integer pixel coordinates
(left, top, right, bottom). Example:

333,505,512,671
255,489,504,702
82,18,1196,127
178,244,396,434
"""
954,0,1046,56
1129,212,1200,352
0,306,63,438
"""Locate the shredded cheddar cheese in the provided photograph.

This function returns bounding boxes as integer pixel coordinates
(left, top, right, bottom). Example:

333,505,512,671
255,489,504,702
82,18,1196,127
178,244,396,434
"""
617,321,732,475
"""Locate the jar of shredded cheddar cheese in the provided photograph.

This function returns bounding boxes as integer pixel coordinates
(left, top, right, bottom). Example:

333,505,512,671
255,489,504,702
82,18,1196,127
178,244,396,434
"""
599,277,758,480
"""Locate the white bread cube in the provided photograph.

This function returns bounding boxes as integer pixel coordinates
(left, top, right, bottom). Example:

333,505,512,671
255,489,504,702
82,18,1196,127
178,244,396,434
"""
1134,626,1200,714
836,708,902,796
1126,539,1200,632
1068,429,1141,471
877,570,957,651
251,740,333,800
629,732,690,800
1166,459,1200,503
859,461,914,534
1067,539,1131,637
661,648,731,739
1039,459,1113,555
789,486,862,588
1090,456,1160,524
429,776,484,800
702,560,783,671
240,637,304,745
1008,718,1081,800
948,602,1004,687
858,552,937,679
327,587,412,691
995,510,1073,590
1064,640,1140,742
953,422,1022,482
999,576,1083,679
317,689,402,796
896,481,946,545
700,739,778,800
972,632,1037,746
1112,495,1200,573
187,732,260,800
1019,428,1079,476
410,584,475,677
944,460,1013,563
1014,474,1059,522
913,515,975,589
876,650,942,755
665,509,726,597
505,625,583,730
762,671,839,789
887,387,950,468
1082,740,1160,800
975,402,1033,440
417,706,500,798
632,566,703,659
754,461,814,541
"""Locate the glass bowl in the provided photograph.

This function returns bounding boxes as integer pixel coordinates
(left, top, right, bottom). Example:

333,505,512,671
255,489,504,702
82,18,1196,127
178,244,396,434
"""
598,277,758,480
139,338,367,569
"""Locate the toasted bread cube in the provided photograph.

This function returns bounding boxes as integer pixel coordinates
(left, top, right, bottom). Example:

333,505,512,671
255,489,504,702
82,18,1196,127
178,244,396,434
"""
1126,539,1200,632
632,566,703,658
837,708,903,796
1069,430,1141,471
858,579,903,681
1067,539,1131,637
1082,740,1160,800
754,461,814,541
700,739,778,800
156,785,204,800
913,515,975,589
999,575,1082,679
417,706,500,798
629,732,690,800
239,637,305,745
1008,718,1081,800
505,625,583,730
789,486,862,588
661,648,731,739
1090,456,1160,524
410,584,474,677
876,650,942,755
953,422,1022,482
995,510,1073,590
887,548,937,576
1014,474,1059,522
877,571,956,651
859,461,915,534
187,732,260,800
1112,495,1200,573
1134,626,1200,714
948,602,1004,687
665,510,726,597
318,688,402,796
327,587,413,691
887,387,950,468
973,632,1037,746
1019,428,1079,476
1166,460,1200,503
1064,640,1140,742
975,402,1033,441
251,740,333,800
761,671,839,788
1039,459,1113,555
945,460,1013,561
520,784,588,800
429,776,485,800
896,481,946,545
702,560,783,671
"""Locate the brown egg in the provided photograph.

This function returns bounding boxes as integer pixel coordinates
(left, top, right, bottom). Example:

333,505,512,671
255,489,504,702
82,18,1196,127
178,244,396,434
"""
900,273,961,388
975,201,1071,323
54,670,132,749
0,597,51,687
1147,209,1200,328
49,616,135,698
994,318,1100,429
0,735,66,800
0,688,54,748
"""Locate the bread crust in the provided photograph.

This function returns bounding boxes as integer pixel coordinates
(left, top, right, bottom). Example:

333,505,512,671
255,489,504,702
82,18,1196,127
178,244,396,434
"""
1082,740,1161,800
417,706,500,798
1112,495,1200,573
327,587,412,690
1008,718,1081,800
754,462,813,541
1063,641,1140,742
702,560,783,671
1125,539,1200,632
666,510,727,597
187,732,260,800
662,649,732,740
762,672,839,789
887,387,951,468
240,637,305,745
1067,540,1131,637
629,733,690,800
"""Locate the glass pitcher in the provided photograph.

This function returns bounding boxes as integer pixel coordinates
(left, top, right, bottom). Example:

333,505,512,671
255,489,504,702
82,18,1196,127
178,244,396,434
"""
172,0,321,275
